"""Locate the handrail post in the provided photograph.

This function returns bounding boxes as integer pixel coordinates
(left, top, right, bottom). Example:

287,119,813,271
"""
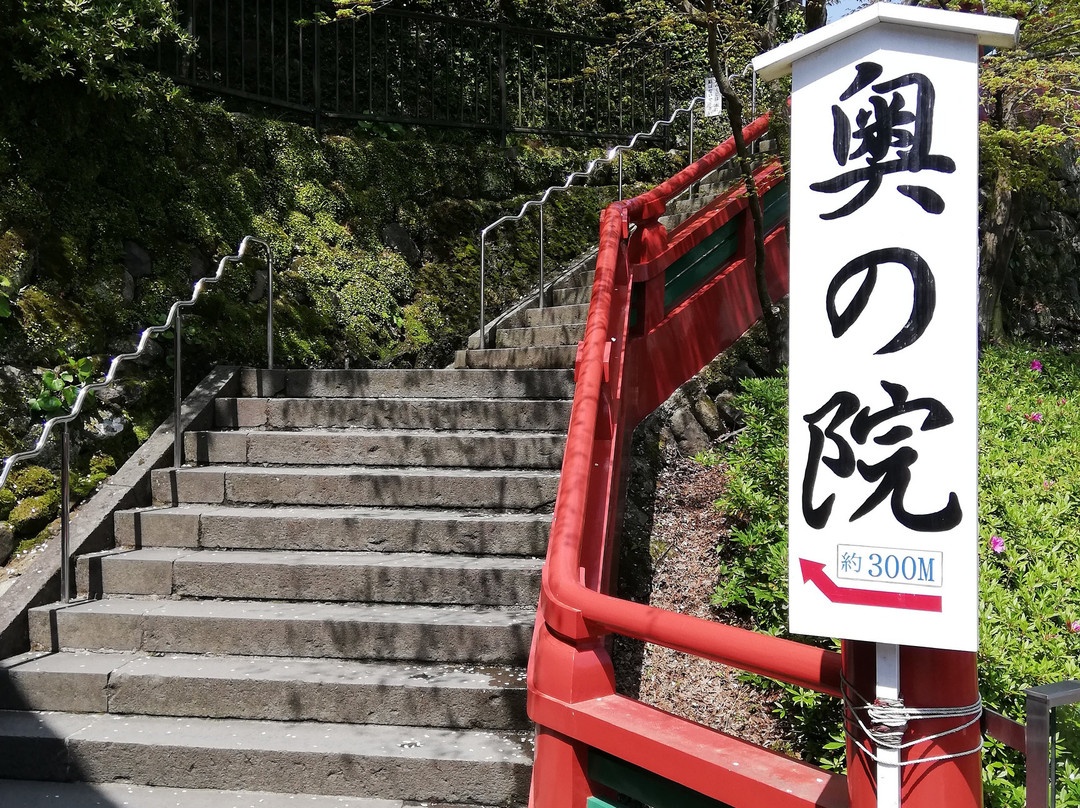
60,423,71,604
539,205,545,311
688,108,695,166
618,152,623,201
174,309,183,469
267,247,275,370
687,109,695,203
479,232,487,347
498,24,508,145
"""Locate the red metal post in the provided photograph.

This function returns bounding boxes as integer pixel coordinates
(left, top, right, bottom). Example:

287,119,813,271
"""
843,641,981,808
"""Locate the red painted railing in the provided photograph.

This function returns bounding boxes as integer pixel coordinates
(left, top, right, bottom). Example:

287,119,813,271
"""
527,113,848,808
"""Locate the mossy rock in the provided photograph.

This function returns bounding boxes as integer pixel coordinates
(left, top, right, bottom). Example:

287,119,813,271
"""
0,521,13,566
0,488,14,522
16,285,104,362
8,490,59,538
0,229,34,287
8,465,56,497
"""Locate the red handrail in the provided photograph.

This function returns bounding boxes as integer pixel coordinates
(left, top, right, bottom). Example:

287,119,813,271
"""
537,112,842,695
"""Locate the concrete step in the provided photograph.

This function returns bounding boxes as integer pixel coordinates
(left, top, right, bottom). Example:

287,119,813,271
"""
151,466,560,510
0,780,421,807
30,599,534,664
1,651,527,729
454,346,578,371
237,368,574,400
550,285,591,307
0,710,531,804
77,548,543,606
214,396,573,432
660,212,691,230
551,268,594,291
501,303,589,330
183,429,565,469
495,323,585,349
115,505,551,556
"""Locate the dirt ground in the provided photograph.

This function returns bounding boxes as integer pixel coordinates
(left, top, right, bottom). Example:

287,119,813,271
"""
613,451,785,749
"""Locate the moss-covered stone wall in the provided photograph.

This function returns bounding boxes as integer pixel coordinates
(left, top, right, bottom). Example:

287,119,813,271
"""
0,77,683,561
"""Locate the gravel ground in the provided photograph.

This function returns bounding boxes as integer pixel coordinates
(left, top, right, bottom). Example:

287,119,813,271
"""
613,449,785,749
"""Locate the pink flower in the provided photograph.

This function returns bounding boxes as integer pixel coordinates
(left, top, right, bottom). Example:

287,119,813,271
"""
1060,398,1067,406
1006,404,1012,412
1027,412,1043,423
1071,620,1080,633
990,536,1005,554
1044,480,1055,489
1031,360,1043,372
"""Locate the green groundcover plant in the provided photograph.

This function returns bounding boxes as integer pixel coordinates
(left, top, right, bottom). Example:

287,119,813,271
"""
707,343,1080,807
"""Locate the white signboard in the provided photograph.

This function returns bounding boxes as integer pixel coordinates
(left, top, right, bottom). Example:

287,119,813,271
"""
785,23,982,651
704,76,723,117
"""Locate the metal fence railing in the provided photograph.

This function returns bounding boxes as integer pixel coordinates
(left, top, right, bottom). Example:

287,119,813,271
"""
153,3,671,138
0,237,273,604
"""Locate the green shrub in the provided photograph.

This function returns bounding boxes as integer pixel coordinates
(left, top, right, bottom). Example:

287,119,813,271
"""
708,345,1080,805
711,373,789,632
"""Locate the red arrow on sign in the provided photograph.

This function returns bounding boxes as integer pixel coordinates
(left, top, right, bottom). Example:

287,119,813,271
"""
799,559,942,613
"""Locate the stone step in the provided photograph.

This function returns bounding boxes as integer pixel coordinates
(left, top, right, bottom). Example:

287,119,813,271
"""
454,346,578,371
237,367,575,400
183,429,565,469
550,285,591,307
0,780,421,808
214,396,573,432
151,466,560,510
495,323,586,349
30,599,533,664
0,710,531,804
77,548,543,606
553,268,594,290
1,651,527,729
115,505,550,556
501,303,589,330
660,212,692,230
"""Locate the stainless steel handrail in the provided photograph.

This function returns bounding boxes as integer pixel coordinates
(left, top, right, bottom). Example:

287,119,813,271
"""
0,235,274,603
477,97,706,346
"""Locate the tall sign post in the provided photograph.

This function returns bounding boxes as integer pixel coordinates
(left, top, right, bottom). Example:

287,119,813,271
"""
753,7,1017,808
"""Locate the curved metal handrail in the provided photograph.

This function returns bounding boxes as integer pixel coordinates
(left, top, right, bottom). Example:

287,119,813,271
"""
0,235,273,602
477,97,706,345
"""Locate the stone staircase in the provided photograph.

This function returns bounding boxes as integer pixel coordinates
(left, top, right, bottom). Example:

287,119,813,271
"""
0,259,594,807
0,174,732,805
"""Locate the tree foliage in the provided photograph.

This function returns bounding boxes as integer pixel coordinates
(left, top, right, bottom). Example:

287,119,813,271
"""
0,0,191,101
975,0,1080,340
981,0,1080,189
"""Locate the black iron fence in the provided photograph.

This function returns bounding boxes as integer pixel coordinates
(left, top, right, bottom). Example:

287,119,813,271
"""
153,2,671,138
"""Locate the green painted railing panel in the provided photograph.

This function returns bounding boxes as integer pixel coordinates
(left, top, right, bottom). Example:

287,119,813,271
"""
762,178,789,234
587,797,629,808
588,749,735,808
663,217,740,309
661,176,789,312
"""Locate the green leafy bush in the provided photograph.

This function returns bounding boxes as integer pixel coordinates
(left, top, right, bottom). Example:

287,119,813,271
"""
709,345,1080,804
711,373,789,632
28,353,94,415
2,0,191,101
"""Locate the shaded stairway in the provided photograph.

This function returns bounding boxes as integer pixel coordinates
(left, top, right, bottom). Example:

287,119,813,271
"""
0,154,746,807
0,367,573,806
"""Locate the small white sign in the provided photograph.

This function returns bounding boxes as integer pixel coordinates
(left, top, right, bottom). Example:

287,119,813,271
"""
785,21,982,651
704,77,722,117
836,545,943,588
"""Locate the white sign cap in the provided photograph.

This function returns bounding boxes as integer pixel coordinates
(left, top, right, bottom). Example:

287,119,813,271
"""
752,4,1019,81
